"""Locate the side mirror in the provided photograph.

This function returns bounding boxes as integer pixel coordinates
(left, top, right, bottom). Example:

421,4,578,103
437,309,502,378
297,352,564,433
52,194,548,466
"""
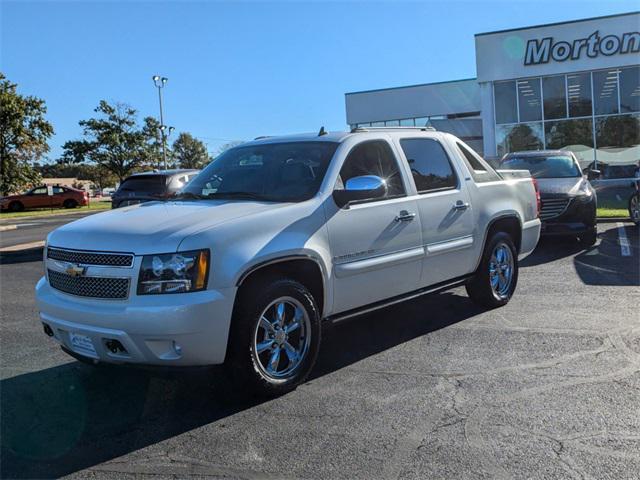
333,175,387,208
587,169,601,181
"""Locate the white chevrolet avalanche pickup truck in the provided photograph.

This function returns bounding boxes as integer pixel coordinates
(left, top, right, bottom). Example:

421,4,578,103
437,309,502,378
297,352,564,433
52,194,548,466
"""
36,127,541,395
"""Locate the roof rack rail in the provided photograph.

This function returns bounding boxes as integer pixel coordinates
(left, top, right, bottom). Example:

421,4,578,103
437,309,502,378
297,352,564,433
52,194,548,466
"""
350,126,436,133
253,135,271,140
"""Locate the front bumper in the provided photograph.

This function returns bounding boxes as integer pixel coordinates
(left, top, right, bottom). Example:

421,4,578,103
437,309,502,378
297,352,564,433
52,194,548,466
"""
540,195,596,236
36,277,237,366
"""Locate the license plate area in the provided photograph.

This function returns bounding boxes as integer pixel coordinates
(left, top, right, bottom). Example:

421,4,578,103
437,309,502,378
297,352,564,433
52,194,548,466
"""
68,332,97,357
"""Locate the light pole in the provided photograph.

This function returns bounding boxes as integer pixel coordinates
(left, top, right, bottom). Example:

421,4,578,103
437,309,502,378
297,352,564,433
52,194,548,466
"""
152,75,168,170
160,125,175,168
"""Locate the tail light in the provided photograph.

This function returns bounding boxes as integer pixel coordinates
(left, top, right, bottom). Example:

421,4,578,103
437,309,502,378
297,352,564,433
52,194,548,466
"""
531,178,541,217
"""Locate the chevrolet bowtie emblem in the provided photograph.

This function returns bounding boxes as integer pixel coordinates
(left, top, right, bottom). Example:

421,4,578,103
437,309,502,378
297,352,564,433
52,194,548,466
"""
65,264,87,277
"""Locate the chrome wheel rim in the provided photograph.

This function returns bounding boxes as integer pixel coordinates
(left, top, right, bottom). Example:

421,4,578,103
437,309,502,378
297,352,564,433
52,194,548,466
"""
253,296,311,380
489,242,514,298
631,195,640,222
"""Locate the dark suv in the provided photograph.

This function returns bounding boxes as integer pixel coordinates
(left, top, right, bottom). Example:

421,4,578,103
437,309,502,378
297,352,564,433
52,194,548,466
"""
500,150,598,246
111,169,200,209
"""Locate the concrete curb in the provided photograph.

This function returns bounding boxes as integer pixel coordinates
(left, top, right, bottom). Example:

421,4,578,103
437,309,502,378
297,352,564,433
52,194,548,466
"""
597,217,633,223
0,225,18,232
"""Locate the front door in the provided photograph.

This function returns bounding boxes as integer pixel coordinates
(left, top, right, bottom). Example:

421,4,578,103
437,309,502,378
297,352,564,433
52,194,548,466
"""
325,140,423,314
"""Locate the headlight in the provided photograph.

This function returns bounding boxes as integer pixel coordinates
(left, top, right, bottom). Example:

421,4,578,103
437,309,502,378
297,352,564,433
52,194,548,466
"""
137,249,209,295
577,180,593,198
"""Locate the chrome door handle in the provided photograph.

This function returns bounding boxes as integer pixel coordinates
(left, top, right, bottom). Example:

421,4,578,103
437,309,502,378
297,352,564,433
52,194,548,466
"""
453,201,470,211
395,210,416,222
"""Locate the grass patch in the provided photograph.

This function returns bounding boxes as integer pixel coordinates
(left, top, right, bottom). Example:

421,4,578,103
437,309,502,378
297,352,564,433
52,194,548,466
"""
0,201,111,220
597,207,629,218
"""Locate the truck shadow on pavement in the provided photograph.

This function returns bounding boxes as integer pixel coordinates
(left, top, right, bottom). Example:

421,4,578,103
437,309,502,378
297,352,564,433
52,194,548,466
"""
1,292,481,479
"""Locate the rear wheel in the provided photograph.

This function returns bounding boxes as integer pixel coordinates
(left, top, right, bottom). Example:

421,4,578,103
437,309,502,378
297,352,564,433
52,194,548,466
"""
63,199,78,209
8,201,24,212
466,232,518,309
629,193,640,226
227,278,321,396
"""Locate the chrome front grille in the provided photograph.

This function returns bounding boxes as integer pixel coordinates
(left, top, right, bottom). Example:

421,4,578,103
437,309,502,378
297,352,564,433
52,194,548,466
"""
48,269,130,299
47,247,133,267
540,198,571,220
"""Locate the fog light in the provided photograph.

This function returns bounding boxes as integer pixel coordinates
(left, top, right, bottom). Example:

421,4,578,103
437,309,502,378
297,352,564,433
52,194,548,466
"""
173,341,182,356
43,324,54,337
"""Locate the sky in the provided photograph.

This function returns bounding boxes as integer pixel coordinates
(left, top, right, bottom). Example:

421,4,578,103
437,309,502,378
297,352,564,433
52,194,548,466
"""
2,0,638,160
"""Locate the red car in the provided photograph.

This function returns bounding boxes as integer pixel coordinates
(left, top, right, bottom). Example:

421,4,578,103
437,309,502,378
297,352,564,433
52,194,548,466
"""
0,185,88,212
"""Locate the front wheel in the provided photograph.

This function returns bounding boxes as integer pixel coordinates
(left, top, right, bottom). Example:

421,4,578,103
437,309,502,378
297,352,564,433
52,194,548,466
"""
466,232,519,309
227,278,321,396
63,199,78,209
578,228,597,247
629,193,640,226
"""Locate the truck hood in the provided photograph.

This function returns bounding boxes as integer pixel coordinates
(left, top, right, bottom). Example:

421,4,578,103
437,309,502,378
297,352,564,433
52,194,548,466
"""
47,200,285,255
536,177,584,196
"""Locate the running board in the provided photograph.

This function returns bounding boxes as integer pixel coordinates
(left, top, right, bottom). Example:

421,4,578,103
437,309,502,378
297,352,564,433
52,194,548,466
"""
325,275,472,324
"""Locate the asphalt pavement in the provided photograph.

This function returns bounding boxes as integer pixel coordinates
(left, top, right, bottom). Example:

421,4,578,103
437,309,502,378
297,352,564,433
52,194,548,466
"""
0,211,103,250
1,222,639,479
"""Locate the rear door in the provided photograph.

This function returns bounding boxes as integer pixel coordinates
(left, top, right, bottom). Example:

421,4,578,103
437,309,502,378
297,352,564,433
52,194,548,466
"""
395,136,475,287
26,187,49,208
325,139,423,313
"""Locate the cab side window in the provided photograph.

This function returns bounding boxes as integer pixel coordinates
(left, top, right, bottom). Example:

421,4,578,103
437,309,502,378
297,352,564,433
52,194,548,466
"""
337,140,405,198
52,186,65,194
399,138,458,193
31,187,47,195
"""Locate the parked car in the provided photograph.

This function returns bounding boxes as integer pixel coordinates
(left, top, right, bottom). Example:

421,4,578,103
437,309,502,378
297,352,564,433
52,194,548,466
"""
36,128,540,395
0,185,88,212
629,179,640,226
111,169,200,208
500,150,598,246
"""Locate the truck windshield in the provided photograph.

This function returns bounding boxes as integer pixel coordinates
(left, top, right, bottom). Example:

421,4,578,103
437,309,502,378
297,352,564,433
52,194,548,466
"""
500,155,581,179
180,141,339,202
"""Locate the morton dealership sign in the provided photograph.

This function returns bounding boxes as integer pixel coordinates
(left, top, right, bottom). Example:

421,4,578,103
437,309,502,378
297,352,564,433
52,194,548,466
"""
524,30,640,65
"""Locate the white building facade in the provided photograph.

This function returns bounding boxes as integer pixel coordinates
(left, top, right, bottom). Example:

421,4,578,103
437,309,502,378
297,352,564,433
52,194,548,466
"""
345,12,640,181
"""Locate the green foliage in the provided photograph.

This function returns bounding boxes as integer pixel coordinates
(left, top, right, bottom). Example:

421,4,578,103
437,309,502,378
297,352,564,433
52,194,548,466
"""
0,73,53,195
172,132,210,169
62,100,158,181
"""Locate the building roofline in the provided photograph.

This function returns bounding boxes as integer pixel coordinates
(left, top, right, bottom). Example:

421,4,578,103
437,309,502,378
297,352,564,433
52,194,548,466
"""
345,77,477,96
475,11,639,37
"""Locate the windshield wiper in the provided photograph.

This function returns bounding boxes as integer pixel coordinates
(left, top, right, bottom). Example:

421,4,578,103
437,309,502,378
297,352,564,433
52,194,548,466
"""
174,191,206,200
204,191,275,201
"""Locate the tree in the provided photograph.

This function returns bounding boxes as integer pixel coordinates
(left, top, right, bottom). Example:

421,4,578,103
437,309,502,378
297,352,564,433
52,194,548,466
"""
142,116,166,169
214,140,244,157
0,73,53,194
172,132,209,169
62,100,151,182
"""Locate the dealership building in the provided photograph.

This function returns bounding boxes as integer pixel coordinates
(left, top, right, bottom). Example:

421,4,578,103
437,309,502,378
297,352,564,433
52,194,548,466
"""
344,12,639,178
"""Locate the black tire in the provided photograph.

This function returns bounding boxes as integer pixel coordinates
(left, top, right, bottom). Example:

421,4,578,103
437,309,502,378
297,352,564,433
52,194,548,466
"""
8,201,24,212
578,228,597,247
63,199,78,209
226,278,321,396
466,231,519,309
629,193,640,226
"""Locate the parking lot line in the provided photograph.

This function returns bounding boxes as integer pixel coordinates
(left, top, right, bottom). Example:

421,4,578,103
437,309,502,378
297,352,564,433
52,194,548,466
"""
616,222,631,256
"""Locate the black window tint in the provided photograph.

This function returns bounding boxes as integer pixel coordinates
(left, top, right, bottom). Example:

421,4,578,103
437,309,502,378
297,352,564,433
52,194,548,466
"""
456,142,502,183
32,187,47,194
543,76,567,119
494,81,517,124
620,66,640,113
338,141,405,198
567,73,592,117
399,139,456,192
52,186,65,194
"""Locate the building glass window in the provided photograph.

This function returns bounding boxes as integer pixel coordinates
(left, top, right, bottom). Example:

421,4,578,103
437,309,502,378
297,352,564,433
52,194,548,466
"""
543,75,567,119
496,122,543,158
494,81,517,124
399,138,457,192
517,78,542,122
544,118,594,169
619,66,640,113
385,120,400,126
399,118,414,126
567,73,592,118
593,70,619,116
595,113,640,179
414,117,429,126
371,121,384,127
